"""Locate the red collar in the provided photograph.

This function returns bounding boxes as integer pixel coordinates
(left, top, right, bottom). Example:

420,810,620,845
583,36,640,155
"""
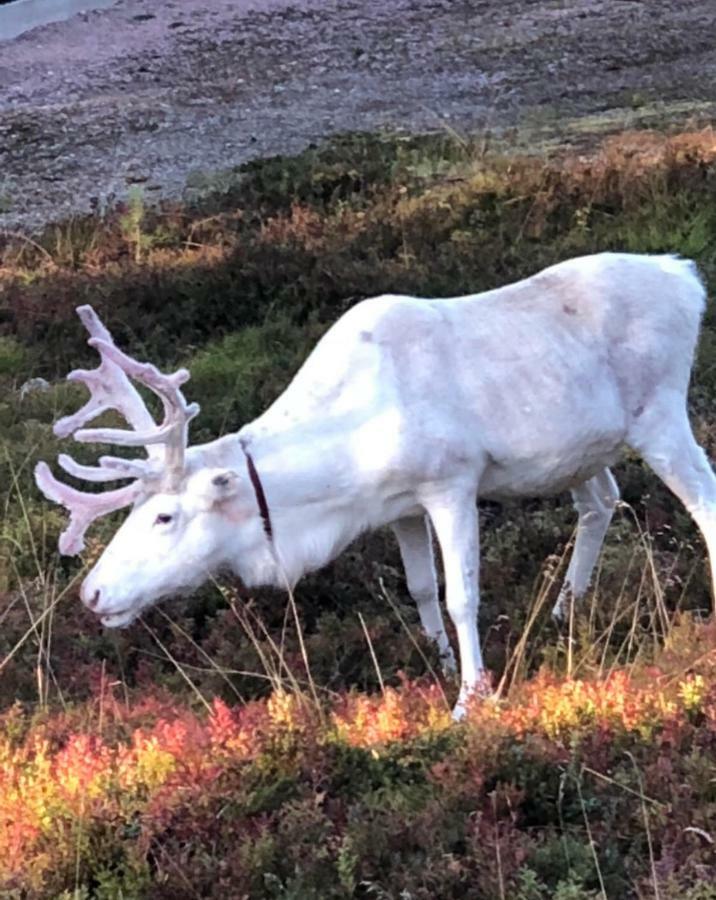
239,439,273,543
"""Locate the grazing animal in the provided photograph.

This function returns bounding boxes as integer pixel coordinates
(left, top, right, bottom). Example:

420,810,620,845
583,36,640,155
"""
36,252,715,716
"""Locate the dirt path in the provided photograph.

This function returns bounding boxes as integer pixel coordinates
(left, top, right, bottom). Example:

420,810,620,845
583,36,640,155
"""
1,0,715,233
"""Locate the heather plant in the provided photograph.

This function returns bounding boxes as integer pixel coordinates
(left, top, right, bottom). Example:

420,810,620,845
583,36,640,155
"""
0,630,714,897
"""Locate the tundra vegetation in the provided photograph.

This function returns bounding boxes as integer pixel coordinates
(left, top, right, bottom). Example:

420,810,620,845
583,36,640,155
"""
1,128,716,898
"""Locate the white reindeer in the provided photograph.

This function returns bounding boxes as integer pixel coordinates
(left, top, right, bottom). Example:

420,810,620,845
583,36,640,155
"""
36,252,716,716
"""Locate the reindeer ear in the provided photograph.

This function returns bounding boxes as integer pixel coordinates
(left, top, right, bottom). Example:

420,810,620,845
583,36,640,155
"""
207,470,241,502
189,469,245,515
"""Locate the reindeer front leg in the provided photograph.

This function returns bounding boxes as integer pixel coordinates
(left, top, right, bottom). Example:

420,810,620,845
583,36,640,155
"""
423,490,485,719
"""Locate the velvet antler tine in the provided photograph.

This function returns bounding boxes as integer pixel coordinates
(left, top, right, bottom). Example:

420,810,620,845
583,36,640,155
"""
74,405,199,447
89,339,189,387
35,462,143,554
57,453,150,482
57,361,157,447
54,399,111,440
76,304,113,343
98,455,162,478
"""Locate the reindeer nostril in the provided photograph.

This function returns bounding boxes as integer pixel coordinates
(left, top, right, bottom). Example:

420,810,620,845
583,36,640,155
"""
87,589,101,611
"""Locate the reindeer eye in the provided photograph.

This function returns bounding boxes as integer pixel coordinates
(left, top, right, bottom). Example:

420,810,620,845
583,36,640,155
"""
154,513,173,526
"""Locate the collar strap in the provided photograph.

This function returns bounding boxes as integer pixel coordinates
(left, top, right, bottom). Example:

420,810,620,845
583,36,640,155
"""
239,439,273,543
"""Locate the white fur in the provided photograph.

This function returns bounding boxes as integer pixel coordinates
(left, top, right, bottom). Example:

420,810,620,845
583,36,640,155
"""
60,252,716,717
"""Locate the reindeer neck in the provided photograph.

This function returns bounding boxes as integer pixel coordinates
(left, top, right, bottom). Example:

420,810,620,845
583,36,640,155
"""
185,426,371,587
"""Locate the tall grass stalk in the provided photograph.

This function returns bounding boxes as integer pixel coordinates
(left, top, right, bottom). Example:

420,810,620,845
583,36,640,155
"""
575,770,608,900
358,610,386,696
626,750,662,900
140,619,213,714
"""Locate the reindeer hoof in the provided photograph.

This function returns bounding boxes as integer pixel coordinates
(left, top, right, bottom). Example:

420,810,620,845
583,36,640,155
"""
451,672,493,720
551,600,566,621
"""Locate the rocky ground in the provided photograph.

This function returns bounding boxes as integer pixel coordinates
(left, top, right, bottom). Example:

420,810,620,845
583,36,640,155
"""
1,0,715,233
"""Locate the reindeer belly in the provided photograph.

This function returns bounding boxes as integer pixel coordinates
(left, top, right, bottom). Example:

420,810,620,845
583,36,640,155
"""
479,432,624,499
476,370,627,499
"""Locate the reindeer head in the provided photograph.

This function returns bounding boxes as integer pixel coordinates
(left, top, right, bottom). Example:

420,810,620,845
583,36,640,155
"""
35,307,250,627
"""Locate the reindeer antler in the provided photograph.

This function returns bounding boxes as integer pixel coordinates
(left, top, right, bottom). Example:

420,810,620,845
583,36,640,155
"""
34,306,200,554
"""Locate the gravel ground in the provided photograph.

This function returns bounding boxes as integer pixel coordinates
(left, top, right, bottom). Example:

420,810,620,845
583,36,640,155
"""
1,0,715,233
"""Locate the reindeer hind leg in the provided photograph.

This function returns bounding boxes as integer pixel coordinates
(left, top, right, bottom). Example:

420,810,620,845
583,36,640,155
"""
553,467,620,620
392,515,456,673
631,401,716,609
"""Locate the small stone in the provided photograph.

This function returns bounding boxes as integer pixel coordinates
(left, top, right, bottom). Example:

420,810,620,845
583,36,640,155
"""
19,378,50,400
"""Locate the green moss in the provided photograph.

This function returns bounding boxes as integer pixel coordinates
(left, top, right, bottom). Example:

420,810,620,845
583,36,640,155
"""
0,336,26,377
